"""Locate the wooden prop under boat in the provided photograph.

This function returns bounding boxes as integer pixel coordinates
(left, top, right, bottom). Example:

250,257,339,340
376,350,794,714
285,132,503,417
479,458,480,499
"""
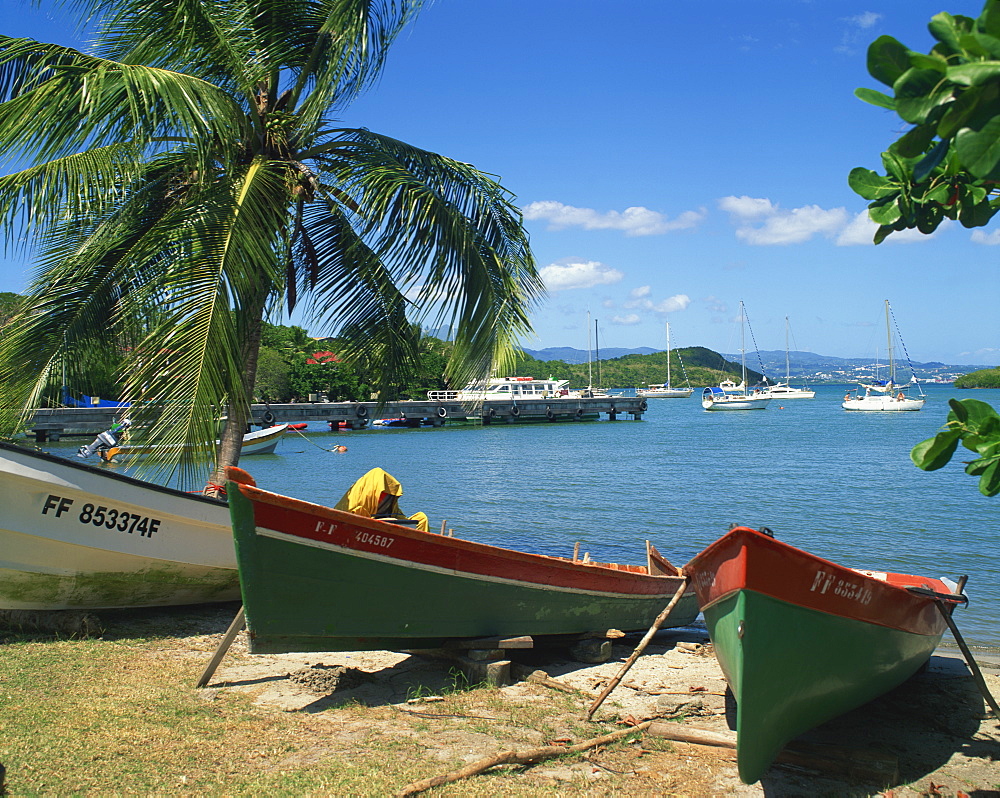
224,466,699,654
683,526,966,784
0,440,238,610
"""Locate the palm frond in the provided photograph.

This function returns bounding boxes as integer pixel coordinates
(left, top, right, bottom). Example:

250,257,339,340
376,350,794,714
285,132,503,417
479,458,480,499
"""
0,36,247,169
0,143,142,248
310,128,542,387
288,0,419,126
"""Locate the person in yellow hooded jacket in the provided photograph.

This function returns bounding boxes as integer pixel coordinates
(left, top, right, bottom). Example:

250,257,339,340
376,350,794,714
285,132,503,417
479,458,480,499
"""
334,467,429,533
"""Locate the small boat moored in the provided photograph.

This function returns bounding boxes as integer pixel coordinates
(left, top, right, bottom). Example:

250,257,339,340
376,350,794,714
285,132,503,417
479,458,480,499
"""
225,466,700,653
94,423,288,461
843,301,925,412
0,440,238,610
684,526,966,784
703,302,771,411
637,322,693,399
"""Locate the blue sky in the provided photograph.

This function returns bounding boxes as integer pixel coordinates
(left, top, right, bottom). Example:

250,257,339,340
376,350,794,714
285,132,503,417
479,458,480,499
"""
2,0,998,365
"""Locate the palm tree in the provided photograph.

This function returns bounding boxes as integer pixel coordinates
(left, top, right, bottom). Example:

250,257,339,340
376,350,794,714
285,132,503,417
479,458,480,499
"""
0,0,542,488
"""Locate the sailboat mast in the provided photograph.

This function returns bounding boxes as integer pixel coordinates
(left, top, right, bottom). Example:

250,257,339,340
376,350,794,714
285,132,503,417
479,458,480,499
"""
595,318,602,389
740,301,747,386
785,316,791,382
884,300,895,386
587,311,593,390
666,322,672,387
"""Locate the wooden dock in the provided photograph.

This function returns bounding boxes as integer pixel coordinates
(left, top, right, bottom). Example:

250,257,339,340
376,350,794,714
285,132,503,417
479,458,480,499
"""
27,396,648,440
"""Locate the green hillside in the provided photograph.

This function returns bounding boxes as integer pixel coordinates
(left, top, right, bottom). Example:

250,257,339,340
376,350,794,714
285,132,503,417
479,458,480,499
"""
955,368,1000,389
511,346,764,390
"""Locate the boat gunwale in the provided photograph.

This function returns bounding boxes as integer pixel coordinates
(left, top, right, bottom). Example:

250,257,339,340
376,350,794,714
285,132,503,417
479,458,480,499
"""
684,527,956,637
231,479,685,596
0,439,225,507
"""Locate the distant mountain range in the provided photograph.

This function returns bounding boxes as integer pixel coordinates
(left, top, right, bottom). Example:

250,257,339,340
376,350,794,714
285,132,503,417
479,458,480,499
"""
520,346,982,380
521,346,660,363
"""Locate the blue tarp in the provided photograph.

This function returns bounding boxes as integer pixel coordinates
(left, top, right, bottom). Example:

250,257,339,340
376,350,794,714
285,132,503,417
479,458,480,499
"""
61,387,131,408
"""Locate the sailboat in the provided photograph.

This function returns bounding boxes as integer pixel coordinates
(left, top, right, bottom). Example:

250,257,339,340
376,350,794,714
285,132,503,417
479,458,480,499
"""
768,316,815,400
581,312,609,398
702,301,771,411
638,322,693,398
842,301,925,412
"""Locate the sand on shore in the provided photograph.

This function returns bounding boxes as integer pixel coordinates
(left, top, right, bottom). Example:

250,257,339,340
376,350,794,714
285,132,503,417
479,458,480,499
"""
181,605,1000,797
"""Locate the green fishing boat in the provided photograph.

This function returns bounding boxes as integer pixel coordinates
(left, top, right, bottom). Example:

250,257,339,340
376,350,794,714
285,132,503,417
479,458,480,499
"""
684,526,966,784
225,466,698,654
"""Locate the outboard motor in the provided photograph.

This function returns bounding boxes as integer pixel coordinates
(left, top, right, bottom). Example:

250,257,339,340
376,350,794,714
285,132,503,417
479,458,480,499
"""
77,418,132,459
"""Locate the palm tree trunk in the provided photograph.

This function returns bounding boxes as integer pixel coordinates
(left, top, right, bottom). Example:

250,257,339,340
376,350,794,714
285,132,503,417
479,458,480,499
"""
208,299,267,492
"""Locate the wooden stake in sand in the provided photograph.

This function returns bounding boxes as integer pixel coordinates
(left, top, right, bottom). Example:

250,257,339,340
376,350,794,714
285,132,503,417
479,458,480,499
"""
395,720,652,797
586,576,689,721
195,605,246,688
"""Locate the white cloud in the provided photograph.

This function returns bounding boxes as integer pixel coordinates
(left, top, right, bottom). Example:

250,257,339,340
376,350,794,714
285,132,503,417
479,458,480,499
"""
971,229,1000,245
959,346,1000,359
837,211,879,246
523,201,706,237
624,292,691,315
717,195,776,221
630,285,651,299
845,12,881,29
719,196,849,244
720,197,945,246
611,314,642,325
539,259,624,291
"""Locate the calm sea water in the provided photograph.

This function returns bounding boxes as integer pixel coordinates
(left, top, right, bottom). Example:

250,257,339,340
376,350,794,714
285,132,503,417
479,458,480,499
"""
43,384,1000,652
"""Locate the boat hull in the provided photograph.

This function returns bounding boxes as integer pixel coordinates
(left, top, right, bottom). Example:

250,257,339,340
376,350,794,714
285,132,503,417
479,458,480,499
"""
685,527,955,784
0,441,238,610
637,386,693,399
227,473,699,653
702,395,771,410
106,424,287,459
768,387,815,400
842,396,925,411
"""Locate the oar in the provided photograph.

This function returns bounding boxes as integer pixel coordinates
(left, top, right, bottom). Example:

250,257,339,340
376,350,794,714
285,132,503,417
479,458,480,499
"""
196,605,246,688
586,576,689,721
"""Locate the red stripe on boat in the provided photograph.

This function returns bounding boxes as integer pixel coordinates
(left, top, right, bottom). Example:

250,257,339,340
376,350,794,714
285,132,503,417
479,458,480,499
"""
239,484,675,596
685,527,951,637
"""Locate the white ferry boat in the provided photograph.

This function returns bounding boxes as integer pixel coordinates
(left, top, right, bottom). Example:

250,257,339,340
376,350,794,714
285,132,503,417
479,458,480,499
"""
428,376,573,402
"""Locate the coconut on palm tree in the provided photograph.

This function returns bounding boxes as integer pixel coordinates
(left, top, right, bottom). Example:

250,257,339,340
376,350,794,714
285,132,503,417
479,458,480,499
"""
0,0,542,488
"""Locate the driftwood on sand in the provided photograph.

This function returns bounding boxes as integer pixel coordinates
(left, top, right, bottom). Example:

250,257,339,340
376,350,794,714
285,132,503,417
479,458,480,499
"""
395,720,652,797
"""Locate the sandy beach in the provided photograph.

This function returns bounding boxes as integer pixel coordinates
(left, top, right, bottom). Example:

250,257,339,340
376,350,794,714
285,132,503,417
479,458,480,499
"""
172,604,1000,797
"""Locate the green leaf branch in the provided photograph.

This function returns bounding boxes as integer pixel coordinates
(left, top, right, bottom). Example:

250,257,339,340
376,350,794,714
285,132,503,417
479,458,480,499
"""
911,398,1000,496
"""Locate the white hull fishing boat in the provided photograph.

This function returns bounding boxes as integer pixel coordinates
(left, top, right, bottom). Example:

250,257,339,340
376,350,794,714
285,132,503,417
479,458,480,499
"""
768,316,815,400
99,423,288,461
843,301,925,412
638,322,693,399
0,440,238,610
703,302,771,411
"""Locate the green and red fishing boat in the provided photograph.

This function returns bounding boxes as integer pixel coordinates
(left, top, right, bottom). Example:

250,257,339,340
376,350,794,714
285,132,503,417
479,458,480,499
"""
224,466,698,654
684,526,966,784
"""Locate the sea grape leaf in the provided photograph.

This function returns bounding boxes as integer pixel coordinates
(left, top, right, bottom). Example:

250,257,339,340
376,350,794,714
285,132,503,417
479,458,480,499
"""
894,123,937,158
867,36,912,87
970,31,1000,59
914,139,950,181
895,67,951,123
848,167,897,199
854,86,896,110
946,62,1000,86
967,457,1000,496
955,113,1000,177
911,430,961,470
929,11,965,50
